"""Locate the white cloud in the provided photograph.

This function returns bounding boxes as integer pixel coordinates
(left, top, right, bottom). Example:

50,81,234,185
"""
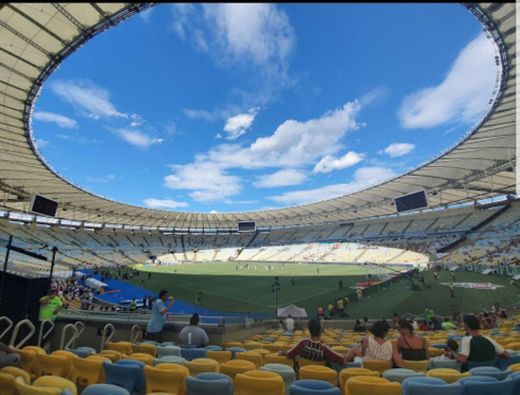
382,143,415,158
51,80,127,119
113,128,164,148
270,166,397,206
32,111,77,128
183,108,218,122
313,151,365,174
143,198,188,209
34,138,49,149
254,169,307,188
138,8,153,23
164,162,241,202
86,174,116,183
223,108,258,140
398,33,498,129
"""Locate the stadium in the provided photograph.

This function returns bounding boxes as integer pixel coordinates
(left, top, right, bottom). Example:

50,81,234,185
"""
0,2,518,395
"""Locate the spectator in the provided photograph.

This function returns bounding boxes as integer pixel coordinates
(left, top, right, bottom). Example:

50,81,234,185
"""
38,288,64,350
129,299,137,312
336,298,345,317
455,314,511,371
346,321,394,365
444,339,459,360
424,306,435,323
0,341,20,368
442,317,457,331
317,306,325,321
353,319,367,332
285,315,295,332
146,289,174,342
178,314,209,348
394,319,428,366
279,319,346,368
392,313,400,329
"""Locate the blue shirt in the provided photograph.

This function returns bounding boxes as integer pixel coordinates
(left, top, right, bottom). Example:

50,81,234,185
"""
147,299,166,333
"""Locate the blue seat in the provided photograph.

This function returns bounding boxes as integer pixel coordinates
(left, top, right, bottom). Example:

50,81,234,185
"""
497,355,520,371
225,347,246,358
103,362,141,394
432,343,447,349
506,371,520,393
290,379,341,395
261,363,296,395
156,345,181,358
383,368,424,383
181,347,208,361
70,346,96,358
81,383,131,395
458,376,498,383
154,355,187,365
469,366,511,380
465,360,497,370
205,345,223,351
161,341,176,346
430,358,462,370
116,359,146,394
401,376,461,395
460,378,517,395
186,372,233,395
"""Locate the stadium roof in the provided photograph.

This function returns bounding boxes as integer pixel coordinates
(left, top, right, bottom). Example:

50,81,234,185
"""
0,3,516,229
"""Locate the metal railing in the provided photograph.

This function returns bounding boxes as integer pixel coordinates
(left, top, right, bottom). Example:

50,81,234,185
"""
37,320,55,347
9,319,35,348
59,323,78,350
0,316,13,341
100,323,115,352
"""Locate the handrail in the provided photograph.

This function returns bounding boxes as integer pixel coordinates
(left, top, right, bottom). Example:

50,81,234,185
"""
72,321,85,348
60,323,79,350
0,316,13,341
130,324,142,344
9,319,36,348
100,323,115,351
37,320,55,347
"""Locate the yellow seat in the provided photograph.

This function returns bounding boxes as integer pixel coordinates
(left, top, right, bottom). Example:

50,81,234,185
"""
33,376,77,395
207,350,232,364
264,353,293,366
298,358,326,367
145,365,189,395
331,346,349,354
362,359,393,374
86,354,112,363
346,375,400,395
14,377,61,395
509,363,520,372
129,353,155,365
51,350,78,379
339,368,379,391
132,343,157,357
224,342,243,348
299,365,337,386
185,358,219,376
428,348,444,357
234,369,284,395
0,372,16,395
426,368,470,383
71,357,104,387
505,342,520,351
1,366,32,384
237,351,264,368
155,363,187,371
99,350,123,362
243,342,263,351
17,349,38,378
21,347,46,355
263,343,288,353
402,360,430,372
35,354,68,378
220,359,257,379
105,341,133,355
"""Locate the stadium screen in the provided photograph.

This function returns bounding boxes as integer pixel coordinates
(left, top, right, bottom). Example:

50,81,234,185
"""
238,221,256,232
394,191,428,213
29,194,58,217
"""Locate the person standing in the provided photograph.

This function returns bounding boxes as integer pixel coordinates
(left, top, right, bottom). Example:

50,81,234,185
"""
38,288,64,350
146,289,174,342
285,315,295,332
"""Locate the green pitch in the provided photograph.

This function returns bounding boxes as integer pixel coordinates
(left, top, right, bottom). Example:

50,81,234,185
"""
129,263,520,317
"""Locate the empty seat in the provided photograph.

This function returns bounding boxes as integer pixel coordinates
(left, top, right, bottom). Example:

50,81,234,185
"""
116,359,146,393
260,363,296,395
81,383,131,395
339,368,379,391
71,357,104,387
103,362,141,394
156,345,181,358
289,379,341,395
0,372,16,394
346,375,400,395
128,353,154,365
33,376,77,395
362,359,393,374
0,366,31,384
207,350,232,364
264,353,293,367
237,352,264,368
402,360,430,372
181,348,208,361
234,369,284,395
105,342,133,356
99,350,123,362
35,354,68,378
50,350,78,379
70,347,96,358
154,355,187,365
469,366,511,380
17,349,38,378
497,356,520,371
426,368,470,383
401,376,461,395
14,377,61,395
185,358,220,376
132,343,157,357
226,347,247,359
220,359,257,379
186,372,233,395
299,365,337,386
383,368,424,383
460,377,517,395
144,364,189,395
429,357,462,370
205,345,223,351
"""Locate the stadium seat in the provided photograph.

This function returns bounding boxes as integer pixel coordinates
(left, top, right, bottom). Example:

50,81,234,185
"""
243,342,264,351
345,375,401,395
234,369,284,395
289,379,341,395
298,358,326,367
466,360,498,370
22,347,45,355
469,366,511,380
103,362,141,394
426,368,470,383
116,359,146,393
429,348,445,357
220,359,257,379
105,342,133,356
86,355,112,363
132,343,157,357
156,345,181,358
70,347,96,358
237,351,264,368
383,368,425,383
186,372,233,395
224,342,243,348
207,350,232,363
298,365,337,386
0,372,15,394
430,357,462,370
81,383,131,395
338,367,379,391
403,360,430,372
99,350,123,362
226,346,247,358
32,376,77,395
507,371,520,393
508,363,520,372
154,355,187,365
497,356,520,371
50,350,78,379
361,359,393,374
205,345,223,351
145,364,189,395
401,376,461,395
458,376,498,383
0,366,32,384
17,349,38,378
128,352,154,365
14,377,61,395
71,357,104,387
181,348,208,361
459,378,517,395
35,354,68,378
260,363,296,395
185,358,220,375
264,353,292,367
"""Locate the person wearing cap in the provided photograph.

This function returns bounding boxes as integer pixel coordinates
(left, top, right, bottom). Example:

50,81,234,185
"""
38,288,64,349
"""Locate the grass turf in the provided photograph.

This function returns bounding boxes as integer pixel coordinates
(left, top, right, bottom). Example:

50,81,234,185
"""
129,263,520,317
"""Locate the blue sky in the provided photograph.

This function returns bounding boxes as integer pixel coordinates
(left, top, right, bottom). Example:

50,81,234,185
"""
31,3,499,213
